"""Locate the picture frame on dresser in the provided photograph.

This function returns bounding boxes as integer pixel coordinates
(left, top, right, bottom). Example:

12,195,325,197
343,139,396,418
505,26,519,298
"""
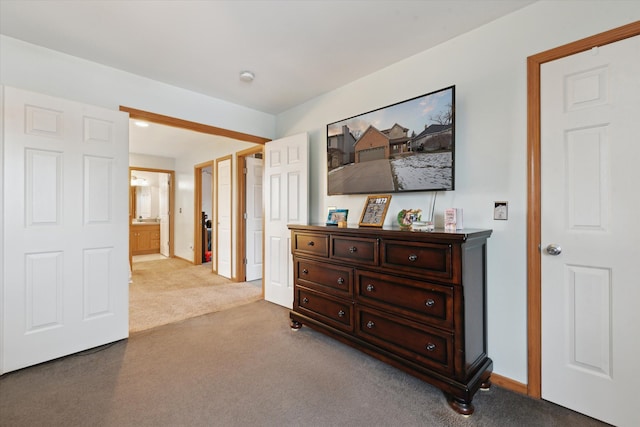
326,208,348,226
359,194,391,227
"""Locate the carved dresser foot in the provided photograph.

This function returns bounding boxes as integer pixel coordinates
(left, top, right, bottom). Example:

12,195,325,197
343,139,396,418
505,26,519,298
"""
290,320,302,330
446,394,474,416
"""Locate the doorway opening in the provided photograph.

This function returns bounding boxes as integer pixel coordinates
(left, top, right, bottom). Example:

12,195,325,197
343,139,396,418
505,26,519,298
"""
122,106,270,332
129,167,175,267
194,161,215,269
236,145,265,284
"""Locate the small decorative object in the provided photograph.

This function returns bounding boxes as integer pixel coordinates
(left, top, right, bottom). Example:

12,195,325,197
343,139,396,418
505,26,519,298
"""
397,209,422,229
326,208,349,226
412,220,434,231
359,195,392,227
412,191,437,231
444,208,463,230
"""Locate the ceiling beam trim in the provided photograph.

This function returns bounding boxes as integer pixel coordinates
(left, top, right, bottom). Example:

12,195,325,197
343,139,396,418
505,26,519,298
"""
120,106,271,145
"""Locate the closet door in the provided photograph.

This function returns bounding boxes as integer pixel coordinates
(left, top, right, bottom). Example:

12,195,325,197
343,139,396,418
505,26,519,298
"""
264,133,308,308
2,86,129,373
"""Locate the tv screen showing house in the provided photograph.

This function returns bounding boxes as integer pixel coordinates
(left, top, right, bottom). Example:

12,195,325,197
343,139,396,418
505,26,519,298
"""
326,85,455,195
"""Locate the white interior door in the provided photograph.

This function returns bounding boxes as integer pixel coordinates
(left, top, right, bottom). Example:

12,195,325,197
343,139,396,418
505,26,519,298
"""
159,172,170,257
1,86,129,374
216,157,232,278
245,156,263,281
264,133,308,308
541,36,640,426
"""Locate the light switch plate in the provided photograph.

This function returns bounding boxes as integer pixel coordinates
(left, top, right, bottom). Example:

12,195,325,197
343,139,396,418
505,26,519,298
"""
494,201,508,220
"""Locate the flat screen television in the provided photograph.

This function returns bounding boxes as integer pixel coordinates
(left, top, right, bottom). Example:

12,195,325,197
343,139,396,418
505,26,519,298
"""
327,85,455,195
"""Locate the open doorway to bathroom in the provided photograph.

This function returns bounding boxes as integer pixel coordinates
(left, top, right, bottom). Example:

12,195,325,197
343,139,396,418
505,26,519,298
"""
129,167,175,266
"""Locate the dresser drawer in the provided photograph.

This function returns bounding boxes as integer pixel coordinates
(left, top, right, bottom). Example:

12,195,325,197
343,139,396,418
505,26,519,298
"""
356,307,454,376
356,271,454,330
294,258,353,297
381,239,454,282
293,232,329,258
296,288,353,332
331,236,378,266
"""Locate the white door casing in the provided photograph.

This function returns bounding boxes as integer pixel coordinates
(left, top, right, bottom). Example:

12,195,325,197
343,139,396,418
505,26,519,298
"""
2,86,129,374
541,36,640,426
216,157,232,279
245,156,263,281
264,133,309,308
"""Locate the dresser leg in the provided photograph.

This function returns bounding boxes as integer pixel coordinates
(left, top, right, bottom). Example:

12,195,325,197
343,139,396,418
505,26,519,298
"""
290,320,302,330
480,376,492,391
446,394,474,416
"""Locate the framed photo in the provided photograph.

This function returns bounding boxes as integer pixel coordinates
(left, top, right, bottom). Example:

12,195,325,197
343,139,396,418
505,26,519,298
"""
326,208,349,226
397,209,422,228
359,195,392,227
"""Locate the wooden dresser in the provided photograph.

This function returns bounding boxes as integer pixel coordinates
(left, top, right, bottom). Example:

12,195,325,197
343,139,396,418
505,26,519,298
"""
288,224,492,415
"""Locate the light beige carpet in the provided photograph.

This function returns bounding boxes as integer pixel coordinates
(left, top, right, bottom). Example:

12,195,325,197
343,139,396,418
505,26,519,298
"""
129,257,263,333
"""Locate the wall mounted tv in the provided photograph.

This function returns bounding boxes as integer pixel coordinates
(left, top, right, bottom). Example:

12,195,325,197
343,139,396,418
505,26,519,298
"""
327,85,455,195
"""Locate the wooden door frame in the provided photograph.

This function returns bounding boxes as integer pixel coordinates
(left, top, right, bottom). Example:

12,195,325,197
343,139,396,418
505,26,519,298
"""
129,167,175,267
119,106,271,145
194,161,214,268
235,145,265,286
527,21,640,399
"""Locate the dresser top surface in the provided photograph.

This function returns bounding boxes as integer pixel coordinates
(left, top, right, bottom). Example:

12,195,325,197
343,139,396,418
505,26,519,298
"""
288,224,492,242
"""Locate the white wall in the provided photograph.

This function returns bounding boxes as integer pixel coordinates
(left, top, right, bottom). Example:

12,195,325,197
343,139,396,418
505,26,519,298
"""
275,1,640,383
0,36,276,140
129,153,175,171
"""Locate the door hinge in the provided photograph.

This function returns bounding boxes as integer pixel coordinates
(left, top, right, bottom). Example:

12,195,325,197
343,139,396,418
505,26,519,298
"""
243,258,248,265
243,167,247,174
243,212,247,220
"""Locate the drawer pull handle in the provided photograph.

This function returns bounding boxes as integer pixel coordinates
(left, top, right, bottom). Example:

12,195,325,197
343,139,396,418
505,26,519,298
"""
366,321,375,329
366,284,375,292
337,277,345,285
425,299,435,307
307,241,315,246
302,297,309,304
349,246,357,253
302,269,309,274
408,254,418,262
338,310,345,318
426,343,436,352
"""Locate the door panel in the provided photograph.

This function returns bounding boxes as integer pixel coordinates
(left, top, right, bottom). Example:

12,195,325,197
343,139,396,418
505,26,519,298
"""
159,172,170,257
264,133,308,308
541,35,639,426
245,156,263,281
2,86,129,374
216,157,232,278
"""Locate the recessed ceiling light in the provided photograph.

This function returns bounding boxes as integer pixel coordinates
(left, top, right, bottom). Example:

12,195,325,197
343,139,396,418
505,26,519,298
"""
134,121,149,128
239,70,255,82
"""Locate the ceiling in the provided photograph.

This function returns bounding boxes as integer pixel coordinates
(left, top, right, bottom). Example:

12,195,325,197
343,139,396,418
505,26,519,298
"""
0,0,536,115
